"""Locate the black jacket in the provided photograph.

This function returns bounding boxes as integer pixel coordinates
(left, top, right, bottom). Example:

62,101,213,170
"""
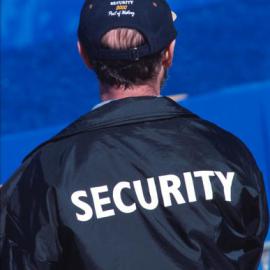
0,96,269,270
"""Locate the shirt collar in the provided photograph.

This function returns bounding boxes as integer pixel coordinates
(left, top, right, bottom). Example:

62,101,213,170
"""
92,95,163,111
92,99,116,111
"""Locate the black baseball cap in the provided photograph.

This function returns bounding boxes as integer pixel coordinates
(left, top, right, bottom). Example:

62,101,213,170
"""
78,0,177,61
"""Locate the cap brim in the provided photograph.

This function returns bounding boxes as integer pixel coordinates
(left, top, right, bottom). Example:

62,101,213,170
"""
171,11,177,22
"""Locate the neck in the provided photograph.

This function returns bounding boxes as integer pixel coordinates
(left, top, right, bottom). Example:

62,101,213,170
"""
100,83,161,102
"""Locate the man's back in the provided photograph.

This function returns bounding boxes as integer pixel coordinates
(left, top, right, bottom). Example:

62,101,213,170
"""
1,96,268,269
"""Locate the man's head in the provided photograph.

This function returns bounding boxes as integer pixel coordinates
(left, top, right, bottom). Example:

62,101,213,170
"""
78,28,176,89
77,0,177,94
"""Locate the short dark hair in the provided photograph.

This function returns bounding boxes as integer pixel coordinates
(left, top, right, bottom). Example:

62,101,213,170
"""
81,28,164,88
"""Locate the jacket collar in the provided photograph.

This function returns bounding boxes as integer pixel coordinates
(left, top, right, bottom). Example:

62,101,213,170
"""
53,96,195,140
23,96,196,161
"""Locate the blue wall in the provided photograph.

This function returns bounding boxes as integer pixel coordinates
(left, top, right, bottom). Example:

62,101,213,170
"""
2,0,270,134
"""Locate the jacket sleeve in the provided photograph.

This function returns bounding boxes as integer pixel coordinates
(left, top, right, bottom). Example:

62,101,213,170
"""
242,145,269,245
0,154,63,270
253,170,269,245
236,143,269,269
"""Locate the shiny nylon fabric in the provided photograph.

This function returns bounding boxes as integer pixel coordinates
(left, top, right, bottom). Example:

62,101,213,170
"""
0,96,269,269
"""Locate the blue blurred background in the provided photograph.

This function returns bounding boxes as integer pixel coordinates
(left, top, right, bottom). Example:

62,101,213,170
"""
1,0,269,264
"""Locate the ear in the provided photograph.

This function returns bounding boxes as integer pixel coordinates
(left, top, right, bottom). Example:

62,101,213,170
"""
77,41,94,69
162,40,176,68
